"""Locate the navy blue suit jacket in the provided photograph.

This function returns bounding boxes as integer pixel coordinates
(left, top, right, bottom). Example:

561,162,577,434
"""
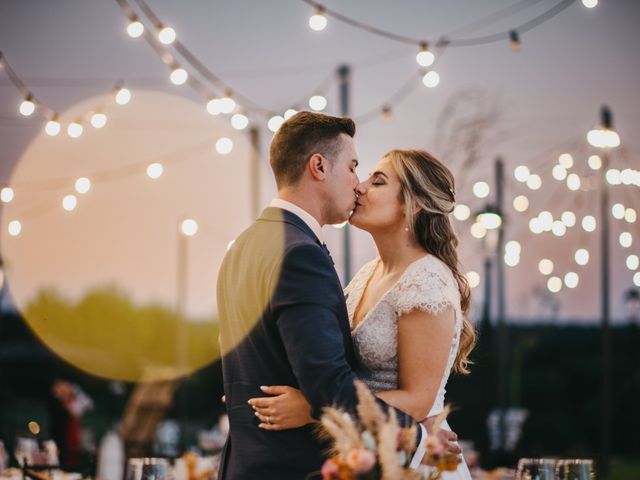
216,207,420,479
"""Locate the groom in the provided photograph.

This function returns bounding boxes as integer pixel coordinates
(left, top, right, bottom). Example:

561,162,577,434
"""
217,112,454,479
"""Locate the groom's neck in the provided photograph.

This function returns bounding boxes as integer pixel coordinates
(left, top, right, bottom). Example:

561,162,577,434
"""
277,188,325,226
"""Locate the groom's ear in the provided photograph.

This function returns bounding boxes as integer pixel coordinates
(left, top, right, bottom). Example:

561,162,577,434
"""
308,153,327,180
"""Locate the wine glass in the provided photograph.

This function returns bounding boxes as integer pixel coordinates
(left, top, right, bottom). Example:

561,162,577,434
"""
515,458,556,480
126,457,172,480
555,459,594,480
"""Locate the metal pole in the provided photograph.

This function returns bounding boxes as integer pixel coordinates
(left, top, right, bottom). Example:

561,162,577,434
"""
249,126,261,219
338,64,352,283
495,158,508,454
599,107,612,474
176,227,188,449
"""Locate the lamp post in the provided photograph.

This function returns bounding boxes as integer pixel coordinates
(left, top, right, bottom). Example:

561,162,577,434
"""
587,105,620,475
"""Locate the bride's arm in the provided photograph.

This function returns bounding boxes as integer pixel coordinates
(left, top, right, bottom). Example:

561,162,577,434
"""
376,307,456,421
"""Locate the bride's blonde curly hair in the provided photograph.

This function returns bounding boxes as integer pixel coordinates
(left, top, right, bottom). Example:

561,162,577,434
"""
386,149,476,374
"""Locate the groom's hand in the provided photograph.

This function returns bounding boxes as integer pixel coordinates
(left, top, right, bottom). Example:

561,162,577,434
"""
421,416,462,455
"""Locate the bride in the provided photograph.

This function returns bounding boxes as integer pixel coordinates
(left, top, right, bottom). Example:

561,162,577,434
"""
249,149,475,479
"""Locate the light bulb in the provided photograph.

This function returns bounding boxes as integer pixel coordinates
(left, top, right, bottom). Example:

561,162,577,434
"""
309,95,327,111
158,26,176,44
547,276,562,293
309,9,327,31
552,221,566,237
606,169,621,185
453,204,471,221
588,155,602,170
19,98,35,116
8,220,22,236
422,71,440,88
416,44,435,67
67,121,83,138
513,195,529,212
470,222,487,239
231,113,249,130
552,165,567,181
514,165,530,182
558,153,574,169
466,271,480,289
127,19,144,38
170,67,188,85
90,112,107,129
575,249,589,266
619,232,632,248
504,252,520,267
529,217,543,235
268,115,284,132
582,215,596,232
564,272,579,289
206,98,222,115
1,187,14,203
115,87,131,105
634,272,640,287
45,119,61,136
566,173,581,191
472,181,490,199
75,177,91,194
62,194,77,212
625,208,637,223
219,96,236,114
526,174,542,190
181,219,198,236
561,211,576,227
505,240,521,255
612,203,625,219
582,0,598,8
627,254,639,271
539,259,554,275
147,163,163,179
284,109,298,120
215,137,233,155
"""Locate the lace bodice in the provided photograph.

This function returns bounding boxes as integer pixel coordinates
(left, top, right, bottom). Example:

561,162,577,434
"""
344,255,463,417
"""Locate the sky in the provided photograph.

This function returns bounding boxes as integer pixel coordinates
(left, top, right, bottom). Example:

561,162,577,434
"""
1,0,639,323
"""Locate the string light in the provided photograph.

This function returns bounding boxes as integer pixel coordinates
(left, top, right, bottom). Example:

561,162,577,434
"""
284,109,298,120
514,165,530,182
561,211,576,227
539,259,554,275
526,174,542,190
115,87,132,105
634,272,640,287
470,222,487,239
466,271,480,289
558,153,574,169
45,117,61,136
180,219,198,236
472,181,490,199
309,95,327,111
453,204,471,221
477,212,502,230
231,113,249,130
219,95,236,114
127,17,145,38
67,120,83,138
575,248,590,266
552,165,567,181
206,98,222,115
513,195,529,212
529,217,543,234
552,220,567,237
606,169,621,185
582,0,598,8
416,42,435,67
627,254,639,271
625,208,637,223
619,232,632,248
1,187,14,203
509,30,521,52
158,25,176,44
268,115,284,132
588,155,602,170
170,67,188,85
611,203,625,220
504,240,521,267
564,272,579,289
62,194,78,212
538,211,553,231
90,112,107,129
146,163,163,179
75,177,91,194
215,137,233,155
309,7,328,31
19,96,36,116
582,215,596,232
8,220,22,237
566,173,581,191
547,276,562,293
421,71,440,88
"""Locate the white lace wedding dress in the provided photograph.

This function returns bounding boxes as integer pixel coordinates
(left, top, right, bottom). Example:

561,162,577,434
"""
345,254,472,480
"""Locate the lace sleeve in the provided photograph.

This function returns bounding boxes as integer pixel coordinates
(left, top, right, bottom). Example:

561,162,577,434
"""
391,259,458,317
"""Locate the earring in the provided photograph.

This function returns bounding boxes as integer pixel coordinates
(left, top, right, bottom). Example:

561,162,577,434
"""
404,226,409,232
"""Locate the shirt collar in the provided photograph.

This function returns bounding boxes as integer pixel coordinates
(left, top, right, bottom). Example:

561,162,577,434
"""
269,198,324,244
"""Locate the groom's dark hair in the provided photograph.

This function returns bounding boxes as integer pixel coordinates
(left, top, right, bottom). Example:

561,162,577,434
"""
270,111,355,188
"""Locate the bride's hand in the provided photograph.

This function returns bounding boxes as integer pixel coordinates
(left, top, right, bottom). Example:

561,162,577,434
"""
248,385,315,431
421,416,462,456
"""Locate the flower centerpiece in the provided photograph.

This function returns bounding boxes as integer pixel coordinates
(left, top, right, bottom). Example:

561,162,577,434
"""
317,380,458,480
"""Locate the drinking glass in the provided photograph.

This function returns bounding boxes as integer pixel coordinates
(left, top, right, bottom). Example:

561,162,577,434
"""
126,457,172,480
515,458,556,480
555,459,594,480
